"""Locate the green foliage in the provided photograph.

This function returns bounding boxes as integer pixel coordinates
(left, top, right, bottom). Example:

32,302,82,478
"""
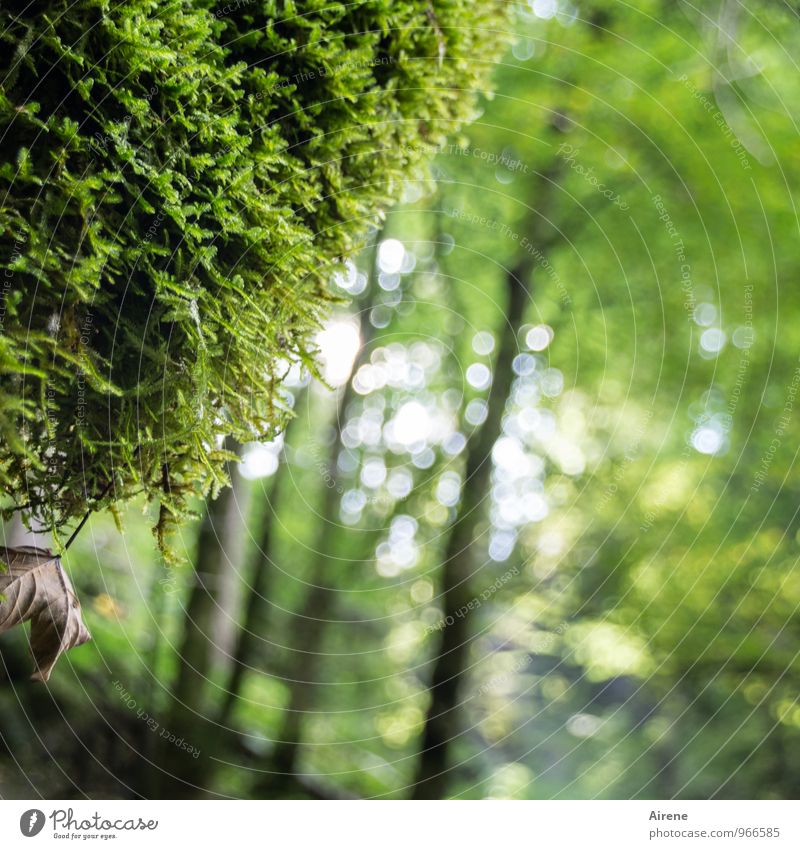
5,0,800,805
0,0,507,547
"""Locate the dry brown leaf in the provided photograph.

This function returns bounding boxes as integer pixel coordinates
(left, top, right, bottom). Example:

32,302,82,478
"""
0,546,91,682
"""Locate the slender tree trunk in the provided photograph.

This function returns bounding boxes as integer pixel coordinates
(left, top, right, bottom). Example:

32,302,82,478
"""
262,329,373,790
410,154,570,799
158,444,250,796
257,243,381,794
216,452,289,728
265,490,344,783
411,261,530,799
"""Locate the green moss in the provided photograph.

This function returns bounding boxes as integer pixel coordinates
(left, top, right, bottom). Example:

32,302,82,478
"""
0,0,508,550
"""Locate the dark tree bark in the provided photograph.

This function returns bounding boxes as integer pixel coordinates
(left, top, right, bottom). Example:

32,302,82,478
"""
411,158,568,798
257,242,382,794
411,260,530,799
216,472,281,728
158,445,251,797
261,315,376,790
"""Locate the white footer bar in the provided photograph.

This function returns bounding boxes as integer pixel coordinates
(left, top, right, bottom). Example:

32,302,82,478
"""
2,800,797,848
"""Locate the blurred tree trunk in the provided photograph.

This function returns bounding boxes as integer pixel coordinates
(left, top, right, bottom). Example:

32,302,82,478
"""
257,246,381,794
264,330,373,790
215,492,277,728
216,426,301,728
411,259,530,799
158,443,251,797
411,158,567,798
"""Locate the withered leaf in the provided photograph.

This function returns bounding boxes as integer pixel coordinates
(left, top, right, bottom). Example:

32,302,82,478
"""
0,546,91,682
